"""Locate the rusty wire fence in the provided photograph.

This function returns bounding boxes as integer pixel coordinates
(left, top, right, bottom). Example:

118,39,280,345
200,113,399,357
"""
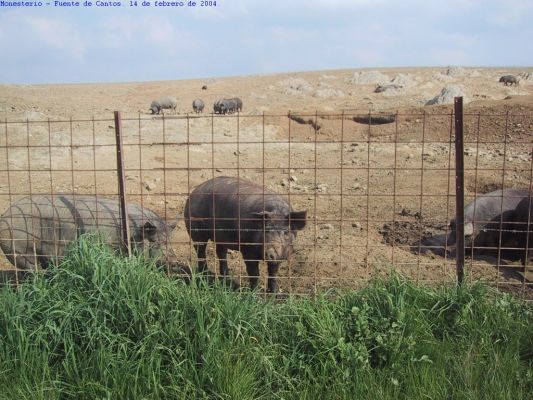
0,103,532,297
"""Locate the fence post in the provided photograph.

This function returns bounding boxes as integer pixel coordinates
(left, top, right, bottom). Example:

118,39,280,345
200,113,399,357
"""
114,111,131,257
454,97,465,285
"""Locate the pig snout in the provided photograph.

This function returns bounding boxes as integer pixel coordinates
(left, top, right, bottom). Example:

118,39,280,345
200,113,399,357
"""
265,247,278,261
264,241,290,261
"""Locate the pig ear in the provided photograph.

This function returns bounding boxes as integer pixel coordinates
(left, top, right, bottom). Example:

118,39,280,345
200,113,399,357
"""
288,210,307,231
464,222,474,236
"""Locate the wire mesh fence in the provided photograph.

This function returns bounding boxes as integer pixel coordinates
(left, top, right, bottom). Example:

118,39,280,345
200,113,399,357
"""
0,104,532,297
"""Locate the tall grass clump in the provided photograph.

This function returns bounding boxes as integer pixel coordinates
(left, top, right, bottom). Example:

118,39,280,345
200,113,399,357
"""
0,234,532,399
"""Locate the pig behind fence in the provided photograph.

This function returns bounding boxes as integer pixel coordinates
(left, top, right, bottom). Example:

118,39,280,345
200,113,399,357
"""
420,188,529,260
0,194,179,271
184,176,307,293
149,96,178,114
192,98,205,113
512,196,533,265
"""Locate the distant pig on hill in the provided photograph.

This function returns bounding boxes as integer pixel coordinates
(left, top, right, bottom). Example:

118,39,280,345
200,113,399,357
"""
0,195,179,270
233,97,243,112
150,96,178,114
499,75,519,86
192,98,204,113
213,97,242,114
184,176,307,293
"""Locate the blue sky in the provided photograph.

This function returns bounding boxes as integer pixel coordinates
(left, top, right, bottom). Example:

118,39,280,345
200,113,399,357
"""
0,0,532,84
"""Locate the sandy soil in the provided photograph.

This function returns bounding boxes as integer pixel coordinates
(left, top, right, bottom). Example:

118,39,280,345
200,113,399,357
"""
1,66,532,297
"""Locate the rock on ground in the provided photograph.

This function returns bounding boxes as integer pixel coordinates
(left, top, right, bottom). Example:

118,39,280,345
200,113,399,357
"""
426,84,468,105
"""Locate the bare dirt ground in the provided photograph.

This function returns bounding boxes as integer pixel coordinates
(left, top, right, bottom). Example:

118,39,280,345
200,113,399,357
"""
1,66,532,297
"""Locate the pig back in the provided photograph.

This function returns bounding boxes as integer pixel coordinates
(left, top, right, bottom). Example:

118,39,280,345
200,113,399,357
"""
184,177,291,246
0,194,163,267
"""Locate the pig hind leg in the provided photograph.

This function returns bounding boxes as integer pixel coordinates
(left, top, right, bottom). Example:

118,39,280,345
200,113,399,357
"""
245,260,260,290
194,242,208,273
216,245,229,277
216,245,240,290
267,262,280,293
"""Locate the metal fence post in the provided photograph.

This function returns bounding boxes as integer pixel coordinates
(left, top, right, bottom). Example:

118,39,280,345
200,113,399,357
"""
114,111,131,257
454,97,465,285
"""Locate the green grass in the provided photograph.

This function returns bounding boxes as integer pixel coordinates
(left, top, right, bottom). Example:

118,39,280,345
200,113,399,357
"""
0,235,532,399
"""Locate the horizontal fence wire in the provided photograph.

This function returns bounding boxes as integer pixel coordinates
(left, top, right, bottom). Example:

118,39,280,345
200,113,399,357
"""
0,110,532,298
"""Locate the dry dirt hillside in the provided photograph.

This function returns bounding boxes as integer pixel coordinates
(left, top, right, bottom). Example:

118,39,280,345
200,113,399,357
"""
0,66,532,296
1,66,532,118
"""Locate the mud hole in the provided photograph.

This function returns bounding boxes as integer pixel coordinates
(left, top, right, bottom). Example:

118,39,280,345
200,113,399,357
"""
288,114,321,130
379,217,444,248
352,114,396,125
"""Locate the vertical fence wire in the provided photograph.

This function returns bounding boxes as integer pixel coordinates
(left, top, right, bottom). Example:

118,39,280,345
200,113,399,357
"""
454,97,465,286
3,118,16,285
114,111,131,256
524,149,533,295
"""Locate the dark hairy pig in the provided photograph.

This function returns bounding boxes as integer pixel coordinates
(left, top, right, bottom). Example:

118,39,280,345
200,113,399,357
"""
448,188,528,257
183,176,307,293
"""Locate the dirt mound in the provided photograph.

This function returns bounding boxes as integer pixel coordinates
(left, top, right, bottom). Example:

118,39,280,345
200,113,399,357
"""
426,84,467,105
445,66,477,77
431,73,454,83
379,220,443,247
313,88,345,98
345,70,390,85
391,73,417,87
278,78,314,95
518,72,533,81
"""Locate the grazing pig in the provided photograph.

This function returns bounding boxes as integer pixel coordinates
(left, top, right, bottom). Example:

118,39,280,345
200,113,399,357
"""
150,96,178,115
448,189,528,257
0,195,179,271
192,99,205,113
183,176,307,293
220,98,237,114
419,189,528,259
499,75,519,86
233,97,243,112
511,196,533,264
214,98,232,114
213,98,241,114
213,99,223,114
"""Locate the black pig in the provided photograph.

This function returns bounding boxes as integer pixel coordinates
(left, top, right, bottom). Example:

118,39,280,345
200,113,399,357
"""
184,176,307,293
